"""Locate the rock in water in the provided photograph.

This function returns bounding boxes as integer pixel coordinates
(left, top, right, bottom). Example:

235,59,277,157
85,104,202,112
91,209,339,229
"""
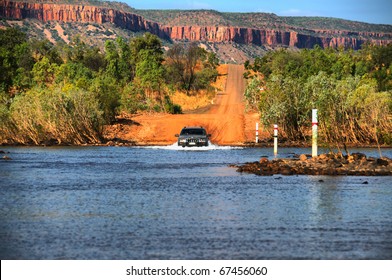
235,155,392,176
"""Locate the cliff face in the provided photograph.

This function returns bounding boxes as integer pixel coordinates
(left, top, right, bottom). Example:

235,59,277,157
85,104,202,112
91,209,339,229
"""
0,1,170,38
167,26,391,49
1,1,391,49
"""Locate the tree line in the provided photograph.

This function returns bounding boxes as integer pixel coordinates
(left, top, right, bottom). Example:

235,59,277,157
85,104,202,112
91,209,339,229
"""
0,28,219,145
244,44,392,146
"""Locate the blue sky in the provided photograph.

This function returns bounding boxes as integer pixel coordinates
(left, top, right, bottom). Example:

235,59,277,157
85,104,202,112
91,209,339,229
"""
119,0,392,24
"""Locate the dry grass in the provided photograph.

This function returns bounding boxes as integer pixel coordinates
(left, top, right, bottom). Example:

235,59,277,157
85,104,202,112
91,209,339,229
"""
213,64,228,91
171,91,213,111
170,64,228,111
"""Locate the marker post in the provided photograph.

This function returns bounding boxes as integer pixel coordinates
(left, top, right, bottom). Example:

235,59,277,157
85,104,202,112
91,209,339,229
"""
256,123,259,143
312,109,318,158
274,124,278,157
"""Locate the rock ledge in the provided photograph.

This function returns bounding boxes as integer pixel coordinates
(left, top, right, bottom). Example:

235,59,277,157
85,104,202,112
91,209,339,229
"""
234,153,392,176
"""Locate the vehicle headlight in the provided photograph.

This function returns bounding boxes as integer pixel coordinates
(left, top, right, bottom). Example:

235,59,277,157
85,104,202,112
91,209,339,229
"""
199,138,206,142
179,139,187,143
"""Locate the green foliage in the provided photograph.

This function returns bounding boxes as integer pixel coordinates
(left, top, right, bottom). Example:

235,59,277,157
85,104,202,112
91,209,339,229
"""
56,61,94,86
130,33,164,65
244,76,264,111
130,33,167,111
119,83,147,114
135,49,165,93
163,95,182,114
104,40,120,80
361,44,392,91
245,45,392,145
116,37,133,82
0,28,219,144
31,39,63,65
31,56,59,86
89,76,120,123
166,42,219,93
0,28,32,91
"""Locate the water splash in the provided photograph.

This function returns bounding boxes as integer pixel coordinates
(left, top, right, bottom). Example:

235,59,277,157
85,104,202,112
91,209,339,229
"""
142,142,242,151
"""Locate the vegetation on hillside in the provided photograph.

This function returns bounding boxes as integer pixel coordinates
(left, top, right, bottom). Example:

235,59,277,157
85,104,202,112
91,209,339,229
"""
9,0,392,33
244,45,392,146
135,9,392,34
0,27,218,145
281,17,392,33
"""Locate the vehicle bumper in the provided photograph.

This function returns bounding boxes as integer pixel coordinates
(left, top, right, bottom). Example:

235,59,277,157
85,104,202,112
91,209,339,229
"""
178,141,209,147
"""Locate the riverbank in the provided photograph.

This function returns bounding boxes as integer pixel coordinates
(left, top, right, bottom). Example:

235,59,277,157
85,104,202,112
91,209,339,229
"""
234,153,392,176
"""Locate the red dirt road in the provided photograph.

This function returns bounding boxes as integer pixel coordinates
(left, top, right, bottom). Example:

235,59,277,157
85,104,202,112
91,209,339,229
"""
105,64,260,145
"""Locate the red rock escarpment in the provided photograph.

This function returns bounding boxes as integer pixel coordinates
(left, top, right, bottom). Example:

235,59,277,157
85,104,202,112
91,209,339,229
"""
1,1,391,49
0,1,168,38
167,26,391,49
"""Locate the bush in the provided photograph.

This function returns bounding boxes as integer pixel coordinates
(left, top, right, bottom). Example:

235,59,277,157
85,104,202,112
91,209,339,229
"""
246,46,392,145
119,83,148,114
162,95,182,114
7,87,104,145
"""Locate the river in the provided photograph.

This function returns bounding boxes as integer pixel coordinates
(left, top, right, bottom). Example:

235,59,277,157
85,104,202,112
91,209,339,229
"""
0,145,391,259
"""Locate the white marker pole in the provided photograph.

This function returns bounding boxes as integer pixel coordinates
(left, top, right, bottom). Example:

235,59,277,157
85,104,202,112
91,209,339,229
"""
274,124,278,156
312,109,318,158
256,122,259,143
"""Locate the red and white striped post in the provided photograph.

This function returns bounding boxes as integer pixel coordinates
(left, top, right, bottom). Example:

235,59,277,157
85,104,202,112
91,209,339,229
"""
256,122,259,143
274,124,278,156
312,109,318,158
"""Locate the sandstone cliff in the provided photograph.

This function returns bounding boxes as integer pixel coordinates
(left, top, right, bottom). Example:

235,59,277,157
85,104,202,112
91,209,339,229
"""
1,0,391,49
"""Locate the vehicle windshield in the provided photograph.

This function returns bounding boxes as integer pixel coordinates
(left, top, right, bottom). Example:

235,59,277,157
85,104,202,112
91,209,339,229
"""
180,128,206,136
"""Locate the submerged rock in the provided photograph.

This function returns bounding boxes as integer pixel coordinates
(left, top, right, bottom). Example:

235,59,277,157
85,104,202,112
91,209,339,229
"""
234,154,392,176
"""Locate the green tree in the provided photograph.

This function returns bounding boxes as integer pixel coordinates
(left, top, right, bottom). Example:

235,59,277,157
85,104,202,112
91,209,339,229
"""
55,61,94,91
104,40,120,80
126,33,167,111
82,46,106,72
130,32,163,65
89,76,120,123
31,56,59,86
0,28,33,92
244,76,264,111
166,43,218,93
116,37,133,82
30,39,63,65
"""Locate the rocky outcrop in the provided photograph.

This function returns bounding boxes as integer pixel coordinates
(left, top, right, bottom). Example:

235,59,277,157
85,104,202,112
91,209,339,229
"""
166,26,392,49
0,1,170,38
1,1,391,49
234,153,392,176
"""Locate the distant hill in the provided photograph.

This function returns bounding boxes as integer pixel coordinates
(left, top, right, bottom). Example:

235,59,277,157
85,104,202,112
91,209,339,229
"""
1,0,391,63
